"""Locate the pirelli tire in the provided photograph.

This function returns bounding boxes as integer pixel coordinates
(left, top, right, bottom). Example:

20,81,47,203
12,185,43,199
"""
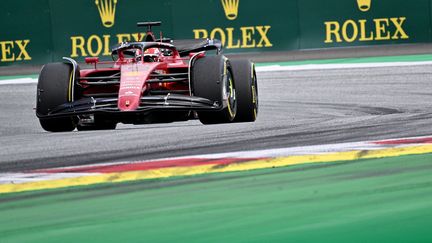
36,63,77,132
192,55,237,124
230,59,258,122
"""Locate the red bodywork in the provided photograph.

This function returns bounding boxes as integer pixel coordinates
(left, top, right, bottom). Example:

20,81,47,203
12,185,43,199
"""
36,22,229,128
118,63,161,111
79,45,195,113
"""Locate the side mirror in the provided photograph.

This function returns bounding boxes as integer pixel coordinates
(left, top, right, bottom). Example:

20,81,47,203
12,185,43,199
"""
85,57,99,64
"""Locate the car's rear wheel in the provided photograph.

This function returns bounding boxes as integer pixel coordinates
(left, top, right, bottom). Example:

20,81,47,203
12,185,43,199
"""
230,59,258,122
192,55,237,124
36,63,77,132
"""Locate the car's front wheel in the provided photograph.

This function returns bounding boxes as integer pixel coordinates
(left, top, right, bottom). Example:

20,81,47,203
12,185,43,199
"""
36,63,77,132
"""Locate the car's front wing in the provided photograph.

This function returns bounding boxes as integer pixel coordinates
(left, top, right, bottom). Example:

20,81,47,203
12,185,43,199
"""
36,94,221,118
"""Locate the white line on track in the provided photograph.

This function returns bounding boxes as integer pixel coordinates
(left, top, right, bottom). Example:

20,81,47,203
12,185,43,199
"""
1,135,431,185
1,61,432,85
18,135,432,172
0,173,95,184
255,61,432,72
0,78,37,85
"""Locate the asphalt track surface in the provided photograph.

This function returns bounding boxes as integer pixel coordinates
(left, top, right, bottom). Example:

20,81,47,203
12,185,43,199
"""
1,64,432,172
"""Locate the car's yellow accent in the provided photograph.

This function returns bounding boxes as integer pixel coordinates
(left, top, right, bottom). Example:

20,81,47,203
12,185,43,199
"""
227,75,235,119
68,72,73,102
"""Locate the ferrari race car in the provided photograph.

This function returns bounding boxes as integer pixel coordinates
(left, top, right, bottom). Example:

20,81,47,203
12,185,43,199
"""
36,21,258,132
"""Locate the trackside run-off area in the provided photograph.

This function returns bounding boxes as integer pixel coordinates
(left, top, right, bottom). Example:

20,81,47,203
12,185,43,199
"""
1,150,432,242
0,137,432,242
1,55,432,242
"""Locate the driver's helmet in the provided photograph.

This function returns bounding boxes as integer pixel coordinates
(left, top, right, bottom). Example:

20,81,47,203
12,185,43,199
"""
143,48,160,62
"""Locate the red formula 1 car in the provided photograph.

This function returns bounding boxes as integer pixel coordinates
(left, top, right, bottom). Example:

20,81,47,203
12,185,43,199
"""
36,21,258,132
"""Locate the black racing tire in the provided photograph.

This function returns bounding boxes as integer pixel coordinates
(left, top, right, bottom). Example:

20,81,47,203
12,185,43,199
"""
230,59,258,122
192,55,237,124
36,63,76,132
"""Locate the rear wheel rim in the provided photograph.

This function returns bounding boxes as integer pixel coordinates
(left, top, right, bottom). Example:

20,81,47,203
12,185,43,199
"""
252,70,258,118
226,70,237,119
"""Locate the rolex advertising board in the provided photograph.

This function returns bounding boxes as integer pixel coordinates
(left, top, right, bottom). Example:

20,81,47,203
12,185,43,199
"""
1,0,432,66
0,0,53,66
298,0,432,48
170,0,300,53
48,0,173,61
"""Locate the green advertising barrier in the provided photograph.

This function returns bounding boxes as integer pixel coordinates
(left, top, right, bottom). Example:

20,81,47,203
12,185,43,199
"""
1,0,432,66
0,0,53,66
298,0,432,49
171,0,300,52
48,0,174,61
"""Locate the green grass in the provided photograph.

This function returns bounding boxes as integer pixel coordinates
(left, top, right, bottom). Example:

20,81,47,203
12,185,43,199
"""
1,153,432,242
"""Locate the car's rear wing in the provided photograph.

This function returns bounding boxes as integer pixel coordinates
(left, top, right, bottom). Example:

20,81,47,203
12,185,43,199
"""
173,39,223,57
